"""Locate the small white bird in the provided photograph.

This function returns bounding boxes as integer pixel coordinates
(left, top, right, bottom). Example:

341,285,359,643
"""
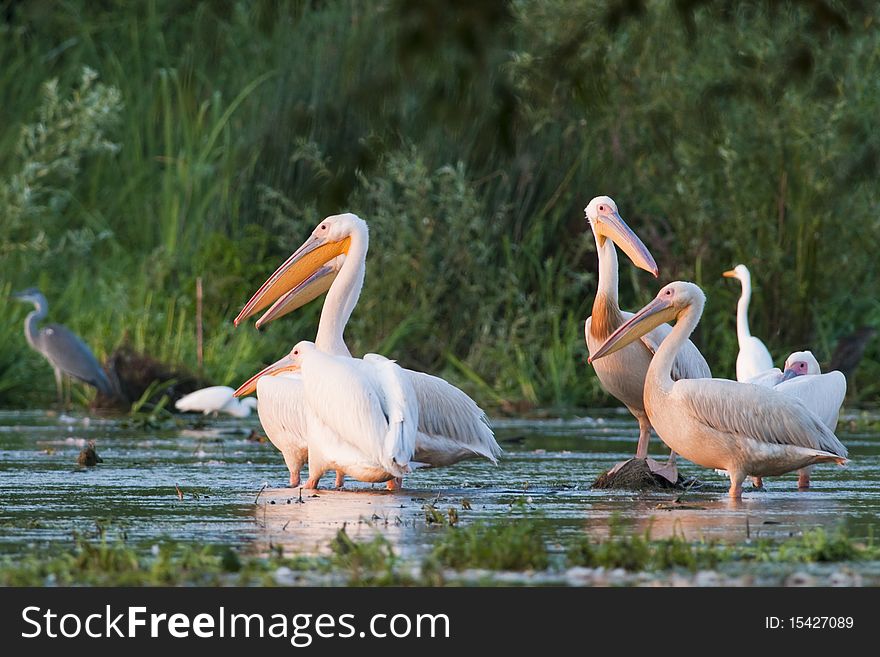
175,386,258,418
723,264,774,381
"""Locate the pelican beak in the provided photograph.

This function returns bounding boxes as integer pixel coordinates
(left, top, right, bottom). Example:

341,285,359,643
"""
589,295,677,362
596,210,658,277
233,233,351,326
255,260,341,329
722,269,737,278
233,354,300,397
780,368,798,382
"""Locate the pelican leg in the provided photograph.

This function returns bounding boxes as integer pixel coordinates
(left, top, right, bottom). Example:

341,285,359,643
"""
385,477,402,491
635,415,651,459
304,462,324,489
334,471,345,488
797,466,812,490
728,471,746,499
280,451,304,488
751,476,764,489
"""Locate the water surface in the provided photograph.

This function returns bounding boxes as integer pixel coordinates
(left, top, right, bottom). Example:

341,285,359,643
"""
1,409,878,582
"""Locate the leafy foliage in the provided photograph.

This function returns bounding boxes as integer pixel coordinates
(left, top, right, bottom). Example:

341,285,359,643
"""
2,1,879,409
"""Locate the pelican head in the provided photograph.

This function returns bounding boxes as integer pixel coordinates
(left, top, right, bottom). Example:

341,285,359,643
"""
589,281,705,362
234,213,366,327
233,341,314,397
781,350,821,381
584,196,658,277
722,264,751,287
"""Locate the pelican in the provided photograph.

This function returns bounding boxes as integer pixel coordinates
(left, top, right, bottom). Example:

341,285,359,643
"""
230,255,347,487
238,341,418,488
233,213,500,488
744,350,846,489
584,197,710,482
723,264,773,381
174,386,258,418
12,287,113,403
590,281,848,499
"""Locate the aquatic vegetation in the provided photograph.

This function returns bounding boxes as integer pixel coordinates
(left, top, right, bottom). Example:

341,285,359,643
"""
567,521,880,573
1,518,878,586
428,518,550,572
328,526,414,586
567,521,730,572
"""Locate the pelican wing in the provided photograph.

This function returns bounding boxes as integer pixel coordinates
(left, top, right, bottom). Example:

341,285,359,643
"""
365,355,419,469
672,378,847,457
403,368,501,463
745,368,783,387
637,319,712,381
774,371,846,430
302,352,414,474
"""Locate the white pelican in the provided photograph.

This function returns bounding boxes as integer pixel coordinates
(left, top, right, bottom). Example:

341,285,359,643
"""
175,386,257,418
746,350,820,387
233,213,500,488
744,350,846,489
584,196,711,482
723,264,773,381
239,341,418,488
230,256,347,488
590,281,848,499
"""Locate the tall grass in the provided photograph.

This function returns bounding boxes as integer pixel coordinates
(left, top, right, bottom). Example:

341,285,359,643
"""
1,1,879,409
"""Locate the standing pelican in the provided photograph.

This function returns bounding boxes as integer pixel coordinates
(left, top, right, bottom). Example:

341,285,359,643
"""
232,256,347,487
238,341,418,488
233,213,500,488
584,197,711,482
590,282,848,499
745,350,846,489
723,264,773,381
12,288,113,403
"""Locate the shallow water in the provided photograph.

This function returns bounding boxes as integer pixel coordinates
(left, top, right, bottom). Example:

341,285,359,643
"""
1,408,879,576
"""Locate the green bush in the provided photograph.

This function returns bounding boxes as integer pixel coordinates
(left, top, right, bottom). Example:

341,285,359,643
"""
2,2,879,409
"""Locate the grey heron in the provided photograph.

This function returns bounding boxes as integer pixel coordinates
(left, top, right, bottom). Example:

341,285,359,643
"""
12,287,113,403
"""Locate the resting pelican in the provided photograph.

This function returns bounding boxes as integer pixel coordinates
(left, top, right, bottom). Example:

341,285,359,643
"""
723,264,773,381
584,197,710,482
239,341,418,488
233,213,500,488
175,386,258,418
745,350,846,489
590,281,848,499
